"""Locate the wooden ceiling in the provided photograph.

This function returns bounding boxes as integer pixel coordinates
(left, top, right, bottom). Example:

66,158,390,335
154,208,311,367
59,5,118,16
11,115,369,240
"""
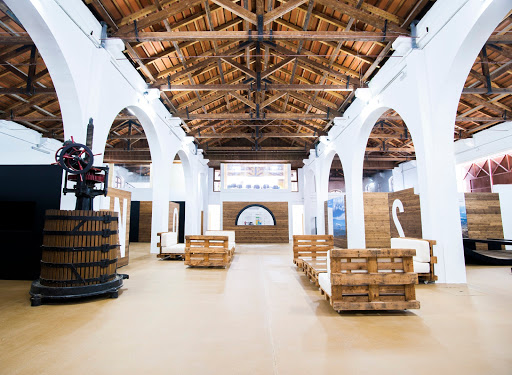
0,0,510,172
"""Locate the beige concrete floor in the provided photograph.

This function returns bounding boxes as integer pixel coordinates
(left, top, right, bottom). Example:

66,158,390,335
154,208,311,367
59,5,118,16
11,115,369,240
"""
1,243,512,375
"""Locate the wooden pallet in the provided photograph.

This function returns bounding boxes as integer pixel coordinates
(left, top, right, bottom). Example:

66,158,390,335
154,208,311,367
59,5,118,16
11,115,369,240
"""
157,232,184,260
292,235,333,269
302,259,327,286
184,236,232,268
323,249,420,311
395,237,437,283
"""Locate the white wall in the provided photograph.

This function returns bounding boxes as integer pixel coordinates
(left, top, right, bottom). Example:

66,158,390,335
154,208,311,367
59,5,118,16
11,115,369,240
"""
390,122,512,193
454,122,512,165
392,160,418,192
206,164,305,240
493,184,512,249
0,121,62,164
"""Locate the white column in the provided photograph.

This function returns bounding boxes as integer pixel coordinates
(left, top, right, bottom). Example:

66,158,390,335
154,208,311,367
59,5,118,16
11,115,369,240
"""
342,154,366,248
150,154,171,253
315,162,328,235
408,51,467,283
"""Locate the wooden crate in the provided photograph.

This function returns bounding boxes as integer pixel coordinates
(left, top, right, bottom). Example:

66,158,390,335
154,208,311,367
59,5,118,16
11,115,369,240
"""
292,235,333,268
326,249,420,311
184,236,231,267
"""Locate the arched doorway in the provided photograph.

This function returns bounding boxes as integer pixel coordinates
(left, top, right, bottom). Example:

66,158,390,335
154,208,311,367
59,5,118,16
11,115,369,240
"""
326,153,346,247
359,108,421,248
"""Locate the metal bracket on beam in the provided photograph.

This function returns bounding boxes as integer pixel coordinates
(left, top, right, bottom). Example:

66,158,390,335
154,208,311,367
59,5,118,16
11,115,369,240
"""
134,20,140,43
411,21,419,49
503,111,507,121
167,75,171,89
381,20,388,43
100,22,108,48
257,15,264,42
185,106,190,120
480,46,493,95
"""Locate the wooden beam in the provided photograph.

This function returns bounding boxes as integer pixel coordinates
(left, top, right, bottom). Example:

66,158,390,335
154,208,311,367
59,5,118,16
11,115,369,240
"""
462,88,512,95
313,0,408,34
268,42,360,80
196,132,318,138
114,30,402,42
261,92,287,108
260,57,295,79
230,92,257,109
263,0,309,25
0,88,56,95
210,0,258,25
381,115,506,122
221,57,257,78
158,84,355,91
175,112,334,120
205,146,305,151
90,0,118,30
488,35,512,44
0,36,34,45
114,0,204,35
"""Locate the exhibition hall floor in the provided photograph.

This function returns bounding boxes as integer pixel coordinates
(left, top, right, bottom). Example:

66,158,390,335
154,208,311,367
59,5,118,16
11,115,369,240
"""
1,243,511,375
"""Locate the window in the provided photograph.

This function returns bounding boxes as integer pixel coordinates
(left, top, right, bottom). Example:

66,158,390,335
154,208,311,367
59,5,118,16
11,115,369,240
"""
114,176,123,189
236,204,276,226
291,168,298,192
223,163,288,190
213,168,221,192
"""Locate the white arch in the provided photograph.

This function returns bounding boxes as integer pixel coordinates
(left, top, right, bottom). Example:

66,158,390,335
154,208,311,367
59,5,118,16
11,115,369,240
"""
5,0,85,140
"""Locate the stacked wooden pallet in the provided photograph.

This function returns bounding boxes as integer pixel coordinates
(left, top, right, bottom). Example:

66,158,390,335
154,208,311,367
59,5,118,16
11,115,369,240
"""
184,235,233,268
319,249,420,311
292,235,333,269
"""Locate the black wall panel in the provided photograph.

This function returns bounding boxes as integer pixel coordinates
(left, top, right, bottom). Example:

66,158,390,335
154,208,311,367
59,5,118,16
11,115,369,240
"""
0,165,62,280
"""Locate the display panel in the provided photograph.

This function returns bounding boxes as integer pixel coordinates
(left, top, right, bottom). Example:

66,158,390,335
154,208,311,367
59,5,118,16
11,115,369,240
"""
236,205,276,226
224,163,288,190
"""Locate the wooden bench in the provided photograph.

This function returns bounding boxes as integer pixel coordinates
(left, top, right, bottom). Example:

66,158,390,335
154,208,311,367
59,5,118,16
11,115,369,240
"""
184,235,232,268
205,230,236,257
157,232,185,260
318,249,420,311
391,237,437,283
292,235,333,270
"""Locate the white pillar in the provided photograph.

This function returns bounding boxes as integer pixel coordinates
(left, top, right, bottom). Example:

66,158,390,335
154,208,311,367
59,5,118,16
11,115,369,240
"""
150,155,171,253
408,51,467,283
342,154,366,248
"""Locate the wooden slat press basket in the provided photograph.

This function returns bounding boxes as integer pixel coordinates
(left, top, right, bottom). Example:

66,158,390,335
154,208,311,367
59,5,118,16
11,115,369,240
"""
39,210,120,287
